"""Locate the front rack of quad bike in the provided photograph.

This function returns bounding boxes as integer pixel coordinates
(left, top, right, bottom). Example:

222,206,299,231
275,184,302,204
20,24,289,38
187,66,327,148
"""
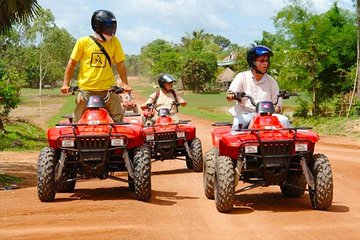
143,120,194,161
55,122,130,152
230,127,317,192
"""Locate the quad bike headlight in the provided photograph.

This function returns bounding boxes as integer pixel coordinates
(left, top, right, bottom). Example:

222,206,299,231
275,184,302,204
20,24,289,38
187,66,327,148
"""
244,145,258,153
61,139,74,147
295,143,308,152
111,138,125,146
145,134,155,141
177,131,185,138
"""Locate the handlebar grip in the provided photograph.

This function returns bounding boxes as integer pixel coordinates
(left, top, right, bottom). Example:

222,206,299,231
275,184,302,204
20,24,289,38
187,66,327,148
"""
69,86,79,95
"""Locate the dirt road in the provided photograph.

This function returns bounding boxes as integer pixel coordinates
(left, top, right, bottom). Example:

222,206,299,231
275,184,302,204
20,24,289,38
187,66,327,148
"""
1,91,360,240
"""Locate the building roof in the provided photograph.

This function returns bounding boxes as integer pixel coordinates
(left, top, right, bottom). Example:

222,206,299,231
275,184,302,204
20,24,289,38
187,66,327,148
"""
217,67,235,82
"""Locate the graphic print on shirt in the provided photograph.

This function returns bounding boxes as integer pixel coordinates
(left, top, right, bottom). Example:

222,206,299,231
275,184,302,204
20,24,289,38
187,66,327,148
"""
90,51,106,68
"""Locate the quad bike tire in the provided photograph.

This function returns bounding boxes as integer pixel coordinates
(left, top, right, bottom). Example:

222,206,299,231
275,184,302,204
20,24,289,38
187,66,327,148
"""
37,147,56,202
309,153,333,210
203,148,219,199
214,156,235,213
186,159,193,170
189,138,203,172
280,173,306,198
133,146,152,201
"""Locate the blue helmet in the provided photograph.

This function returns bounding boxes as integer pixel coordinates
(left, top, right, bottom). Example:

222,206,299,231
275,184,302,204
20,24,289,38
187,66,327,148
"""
246,45,273,69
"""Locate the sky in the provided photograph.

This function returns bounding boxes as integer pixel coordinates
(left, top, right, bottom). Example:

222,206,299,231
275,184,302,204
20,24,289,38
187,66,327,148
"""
37,0,355,55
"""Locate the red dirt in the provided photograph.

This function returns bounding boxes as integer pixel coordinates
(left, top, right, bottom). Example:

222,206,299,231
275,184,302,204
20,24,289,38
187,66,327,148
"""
1,88,360,240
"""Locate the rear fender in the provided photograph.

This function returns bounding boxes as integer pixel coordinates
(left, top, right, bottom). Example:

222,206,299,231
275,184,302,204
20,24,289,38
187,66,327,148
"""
113,125,144,149
295,129,320,143
77,108,113,124
155,116,174,125
218,132,258,159
249,115,282,129
122,115,144,126
178,124,196,140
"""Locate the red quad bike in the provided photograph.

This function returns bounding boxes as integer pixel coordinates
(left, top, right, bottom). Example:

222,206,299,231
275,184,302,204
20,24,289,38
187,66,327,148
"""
203,91,333,213
37,86,151,202
142,103,203,172
122,91,139,113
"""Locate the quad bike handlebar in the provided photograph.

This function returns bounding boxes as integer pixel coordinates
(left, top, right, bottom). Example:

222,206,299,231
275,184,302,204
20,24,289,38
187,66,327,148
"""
69,86,125,95
227,90,298,107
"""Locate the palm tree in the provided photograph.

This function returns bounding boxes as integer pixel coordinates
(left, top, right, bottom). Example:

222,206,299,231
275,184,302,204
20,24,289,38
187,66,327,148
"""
0,0,40,34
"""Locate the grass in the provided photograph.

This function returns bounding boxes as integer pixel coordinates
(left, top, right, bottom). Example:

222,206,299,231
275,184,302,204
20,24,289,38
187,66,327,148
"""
0,120,47,151
292,116,360,139
47,94,76,127
0,173,23,189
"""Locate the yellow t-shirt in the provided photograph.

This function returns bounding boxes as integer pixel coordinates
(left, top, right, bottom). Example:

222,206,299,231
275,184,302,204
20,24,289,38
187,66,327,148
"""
70,36,126,91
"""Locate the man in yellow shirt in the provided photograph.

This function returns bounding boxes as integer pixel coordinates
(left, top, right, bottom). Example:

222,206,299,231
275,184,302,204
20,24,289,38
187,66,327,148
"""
61,9,130,122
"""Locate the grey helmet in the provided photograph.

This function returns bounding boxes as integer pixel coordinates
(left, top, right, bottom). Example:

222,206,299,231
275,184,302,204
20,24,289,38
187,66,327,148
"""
158,73,176,89
91,10,117,41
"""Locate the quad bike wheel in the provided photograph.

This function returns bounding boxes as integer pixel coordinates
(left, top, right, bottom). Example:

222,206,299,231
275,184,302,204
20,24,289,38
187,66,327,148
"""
214,156,235,213
133,146,152,201
203,148,219,199
189,138,203,172
37,147,56,202
309,153,333,210
185,138,202,171
280,173,306,198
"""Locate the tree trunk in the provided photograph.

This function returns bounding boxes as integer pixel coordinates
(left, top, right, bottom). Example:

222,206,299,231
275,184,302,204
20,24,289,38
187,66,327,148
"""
39,52,42,97
0,117,6,133
312,84,317,116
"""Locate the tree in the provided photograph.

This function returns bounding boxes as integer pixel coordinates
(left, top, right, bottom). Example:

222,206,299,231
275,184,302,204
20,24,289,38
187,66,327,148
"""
272,1,356,116
24,8,74,95
0,0,41,132
181,52,217,93
139,39,176,79
0,0,40,34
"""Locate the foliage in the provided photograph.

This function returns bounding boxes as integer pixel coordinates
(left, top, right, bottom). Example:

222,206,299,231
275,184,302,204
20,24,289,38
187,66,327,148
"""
181,52,218,93
24,8,75,93
270,1,357,116
0,80,20,117
139,39,177,79
0,0,40,34
126,54,141,76
0,7,74,122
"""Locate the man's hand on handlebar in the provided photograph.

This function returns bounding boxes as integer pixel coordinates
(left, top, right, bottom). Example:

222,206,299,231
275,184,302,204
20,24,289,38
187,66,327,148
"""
122,84,132,92
60,85,70,94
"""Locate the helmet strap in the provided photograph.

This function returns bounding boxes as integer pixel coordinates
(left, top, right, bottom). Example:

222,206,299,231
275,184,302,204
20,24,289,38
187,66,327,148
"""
94,33,106,42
